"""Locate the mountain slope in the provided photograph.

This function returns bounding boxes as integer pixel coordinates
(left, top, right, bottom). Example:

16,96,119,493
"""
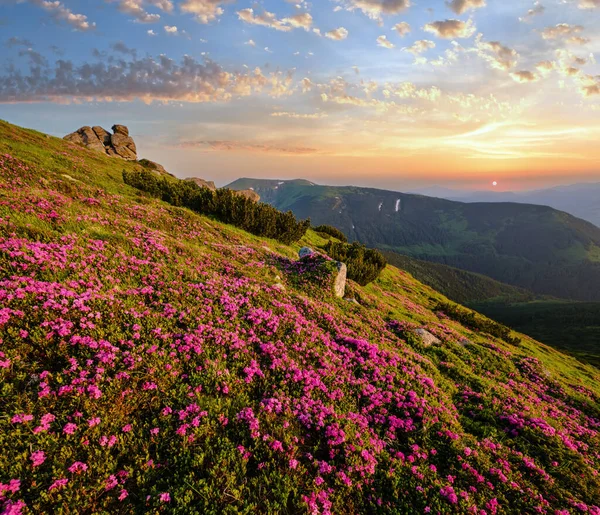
382,252,600,367
227,178,600,302
423,183,600,228
1,121,600,514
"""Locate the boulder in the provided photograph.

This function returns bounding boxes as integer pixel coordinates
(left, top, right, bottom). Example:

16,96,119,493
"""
413,328,441,347
234,189,260,202
139,159,167,175
63,124,137,161
186,177,217,191
92,126,111,146
299,247,315,259
112,124,129,136
334,262,347,298
110,130,137,160
64,126,106,154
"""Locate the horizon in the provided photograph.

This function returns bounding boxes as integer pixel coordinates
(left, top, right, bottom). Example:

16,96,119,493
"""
2,0,600,191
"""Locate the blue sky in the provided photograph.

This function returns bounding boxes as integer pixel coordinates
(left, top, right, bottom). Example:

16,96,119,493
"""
1,0,600,190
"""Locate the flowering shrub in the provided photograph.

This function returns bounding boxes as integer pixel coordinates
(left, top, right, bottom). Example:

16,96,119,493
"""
0,125,600,514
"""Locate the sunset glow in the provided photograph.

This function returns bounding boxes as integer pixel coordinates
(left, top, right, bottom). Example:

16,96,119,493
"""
1,0,599,190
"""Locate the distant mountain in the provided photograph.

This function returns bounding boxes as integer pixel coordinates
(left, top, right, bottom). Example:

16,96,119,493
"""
411,182,600,228
226,178,600,301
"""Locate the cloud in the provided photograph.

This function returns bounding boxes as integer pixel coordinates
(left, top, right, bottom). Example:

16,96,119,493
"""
111,41,137,56
164,25,179,34
473,35,519,70
404,39,435,55
0,54,296,104
271,111,327,119
6,36,33,48
535,60,555,75
541,23,584,40
180,0,232,23
283,12,313,30
393,22,410,37
423,19,476,39
510,70,540,83
245,39,256,46
29,0,95,31
341,0,411,21
376,35,395,48
181,140,319,154
107,0,167,23
237,9,313,32
325,27,349,40
446,0,486,15
18,48,47,67
579,0,600,9
519,1,544,22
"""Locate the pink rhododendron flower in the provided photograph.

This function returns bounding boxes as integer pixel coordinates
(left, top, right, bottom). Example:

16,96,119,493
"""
30,450,46,467
48,478,68,492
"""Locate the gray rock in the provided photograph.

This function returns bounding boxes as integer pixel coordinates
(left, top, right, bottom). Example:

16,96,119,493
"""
92,126,111,146
110,131,137,160
63,124,138,161
186,177,217,191
234,189,260,202
139,159,167,175
112,124,129,136
64,126,106,154
334,261,347,298
299,247,315,259
413,328,441,347
344,297,359,305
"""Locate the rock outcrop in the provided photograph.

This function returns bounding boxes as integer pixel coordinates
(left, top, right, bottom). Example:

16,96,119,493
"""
64,124,137,161
333,262,347,298
234,189,260,202
185,177,217,191
299,247,315,259
413,328,441,347
138,159,168,175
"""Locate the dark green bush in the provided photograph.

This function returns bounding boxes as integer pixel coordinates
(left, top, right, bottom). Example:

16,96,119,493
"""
435,301,521,344
314,225,348,242
123,169,309,244
323,241,387,286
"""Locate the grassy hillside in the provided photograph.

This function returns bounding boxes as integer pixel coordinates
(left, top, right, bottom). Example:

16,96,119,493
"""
382,252,537,305
2,120,600,514
227,179,600,302
383,252,600,368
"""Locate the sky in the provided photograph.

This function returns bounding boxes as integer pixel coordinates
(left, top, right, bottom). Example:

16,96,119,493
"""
1,0,600,191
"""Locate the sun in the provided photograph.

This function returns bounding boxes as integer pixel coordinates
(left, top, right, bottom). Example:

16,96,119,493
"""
492,181,498,187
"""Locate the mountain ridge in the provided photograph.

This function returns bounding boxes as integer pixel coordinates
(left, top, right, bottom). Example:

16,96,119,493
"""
226,178,600,302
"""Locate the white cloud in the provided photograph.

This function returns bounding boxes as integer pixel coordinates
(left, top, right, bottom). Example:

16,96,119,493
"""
325,27,349,40
393,22,411,37
341,0,411,21
180,0,232,24
30,0,95,31
237,9,313,32
446,0,486,15
377,35,395,49
519,1,544,23
404,39,436,55
0,54,297,104
424,19,476,39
